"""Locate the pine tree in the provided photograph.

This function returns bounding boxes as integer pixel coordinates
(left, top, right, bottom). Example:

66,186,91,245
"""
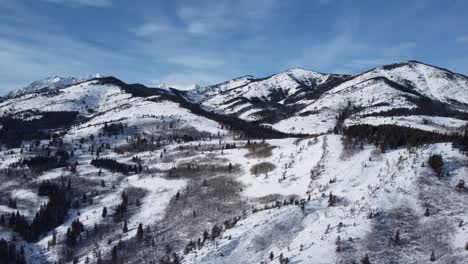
123,220,128,233
424,208,430,217
52,231,57,246
203,230,209,242
102,207,107,218
394,229,400,243
175,191,180,200
430,250,436,262
269,251,274,260
362,254,371,264
137,223,144,241
456,179,465,190
328,191,337,207
111,245,118,264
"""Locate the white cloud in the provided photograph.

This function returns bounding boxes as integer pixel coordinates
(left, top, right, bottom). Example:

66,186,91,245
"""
167,55,225,69
154,72,228,90
456,35,468,44
43,0,111,7
176,0,277,35
134,21,172,37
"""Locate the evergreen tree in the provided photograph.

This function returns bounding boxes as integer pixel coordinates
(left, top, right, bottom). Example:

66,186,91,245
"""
394,229,400,243
430,250,436,262
424,208,430,217
269,251,274,261
111,245,118,264
203,230,209,242
123,220,128,233
362,254,371,264
102,207,108,218
137,223,144,241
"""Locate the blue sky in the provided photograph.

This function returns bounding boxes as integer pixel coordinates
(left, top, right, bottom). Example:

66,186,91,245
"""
1,0,467,93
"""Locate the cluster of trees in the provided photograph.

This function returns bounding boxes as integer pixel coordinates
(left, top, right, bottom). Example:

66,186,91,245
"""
114,191,129,222
0,111,78,148
343,124,459,151
101,122,126,136
0,180,71,242
8,198,17,209
29,180,71,241
183,217,240,255
328,192,338,207
453,124,468,156
333,102,361,134
428,154,444,177
91,158,140,174
65,219,84,247
0,239,26,264
21,149,70,172
0,211,29,240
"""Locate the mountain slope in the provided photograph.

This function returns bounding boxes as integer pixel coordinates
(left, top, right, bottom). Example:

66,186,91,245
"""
187,69,348,122
0,60,467,264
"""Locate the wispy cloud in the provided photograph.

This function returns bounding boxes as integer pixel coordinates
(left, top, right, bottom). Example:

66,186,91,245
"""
167,55,225,69
456,35,468,44
134,21,173,37
290,23,417,74
43,0,111,7
153,72,228,90
176,4,232,35
175,0,278,36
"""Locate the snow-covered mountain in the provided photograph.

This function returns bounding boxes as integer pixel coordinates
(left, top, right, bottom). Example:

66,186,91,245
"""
7,74,102,98
185,68,348,122
0,60,467,264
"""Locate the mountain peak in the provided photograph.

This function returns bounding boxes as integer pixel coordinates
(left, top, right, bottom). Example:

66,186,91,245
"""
8,74,102,98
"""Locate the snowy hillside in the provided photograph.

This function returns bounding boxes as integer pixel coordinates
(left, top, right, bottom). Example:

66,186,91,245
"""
188,69,347,122
0,60,467,264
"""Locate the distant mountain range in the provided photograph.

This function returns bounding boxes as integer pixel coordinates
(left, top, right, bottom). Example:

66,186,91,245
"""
3,60,468,136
